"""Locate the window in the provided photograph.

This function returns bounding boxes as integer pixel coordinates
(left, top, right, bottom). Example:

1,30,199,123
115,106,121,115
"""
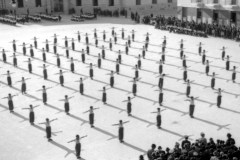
136,0,141,5
36,0,42,7
213,0,218,3
168,0,172,3
152,0,157,4
93,0,98,6
197,9,201,18
231,12,236,23
76,0,82,6
109,0,114,6
231,0,236,5
17,0,24,8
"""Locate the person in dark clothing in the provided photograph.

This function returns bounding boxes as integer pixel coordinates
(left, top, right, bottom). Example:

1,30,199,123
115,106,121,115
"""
147,144,156,160
181,136,191,149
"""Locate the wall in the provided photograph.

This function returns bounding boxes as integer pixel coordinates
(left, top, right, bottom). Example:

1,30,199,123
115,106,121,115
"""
178,0,240,9
201,8,213,23
3,0,178,16
5,0,49,15
121,0,178,17
69,0,122,14
218,9,231,25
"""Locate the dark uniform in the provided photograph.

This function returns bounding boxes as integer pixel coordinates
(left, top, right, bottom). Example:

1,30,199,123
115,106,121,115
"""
43,68,48,80
116,60,120,74
66,49,69,58
85,35,89,45
121,30,124,39
161,53,165,63
89,110,94,127
198,46,202,55
46,42,49,52
127,100,132,116
142,47,145,58
23,45,26,55
28,61,32,73
119,124,124,143
232,67,236,82
217,89,222,108
57,56,61,67
34,38,37,49
8,97,14,113
183,69,187,82
189,98,195,118
86,45,89,54
80,81,84,95
159,91,163,106
182,56,187,68
158,75,164,89
81,51,85,63
135,67,139,79
13,55,17,67
202,52,206,65
89,65,94,80
211,73,215,89
102,89,107,104
70,60,74,73
72,40,75,50
78,33,81,42
102,48,105,59
29,107,35,124
132,80,137,96
42,50,46,62
21,80,26,94
186,81,191,97
97,56,101,68
125,44,129,55
13,41,16,52
30,47,34,57
59,72,64,86
42,88,47,104
7,73,12,87
109,40,112,51
65,38,68,48
159,61,163,74
206,61,210,75
226,57,230,70
222,48,225,60
2,51,6,63
110,73,114,87
137,58,141,69
180,50,184,59
64,99,70,114
53,44,57,54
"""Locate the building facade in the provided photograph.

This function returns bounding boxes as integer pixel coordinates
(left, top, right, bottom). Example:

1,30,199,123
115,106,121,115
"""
178,0,240,26
0,0,177,17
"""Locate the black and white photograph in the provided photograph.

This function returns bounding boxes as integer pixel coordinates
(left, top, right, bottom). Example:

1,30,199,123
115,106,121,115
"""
0,0,240,160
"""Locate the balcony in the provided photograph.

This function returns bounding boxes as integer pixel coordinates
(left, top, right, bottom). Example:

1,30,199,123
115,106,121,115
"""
190,0,205,8
222,0,239,10
205,0,221,9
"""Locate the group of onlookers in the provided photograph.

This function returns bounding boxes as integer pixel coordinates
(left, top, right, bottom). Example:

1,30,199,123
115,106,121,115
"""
140,133,239,160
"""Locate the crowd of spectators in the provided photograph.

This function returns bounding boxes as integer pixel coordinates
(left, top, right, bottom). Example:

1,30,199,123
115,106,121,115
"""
37,14,61,22
140,133,239,160
0,16,16,25
142,15,240,41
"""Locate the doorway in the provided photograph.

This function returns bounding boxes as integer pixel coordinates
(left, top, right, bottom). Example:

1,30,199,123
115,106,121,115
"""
213,10,218,23
231,11,236,24
54,0,64,12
